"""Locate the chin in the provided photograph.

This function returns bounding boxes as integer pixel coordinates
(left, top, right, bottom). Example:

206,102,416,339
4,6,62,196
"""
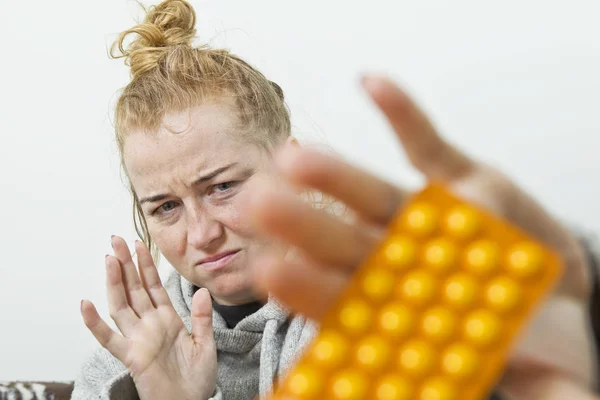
207,272,255,303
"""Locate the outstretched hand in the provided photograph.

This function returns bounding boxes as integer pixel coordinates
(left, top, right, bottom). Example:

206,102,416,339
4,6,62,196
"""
245,75,596,399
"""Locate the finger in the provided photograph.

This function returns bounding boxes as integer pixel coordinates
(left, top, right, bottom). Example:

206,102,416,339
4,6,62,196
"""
190,288,214,344
361,74,475,181
251,253,347,321
81,299,129,362
247,183,380,269
111,236,154,315
275,146,408,226
106,255,140,333
135,240,173,308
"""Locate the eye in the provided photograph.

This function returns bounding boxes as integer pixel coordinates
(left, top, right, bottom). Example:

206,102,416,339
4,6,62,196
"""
214,181,237,193
154,201,178,215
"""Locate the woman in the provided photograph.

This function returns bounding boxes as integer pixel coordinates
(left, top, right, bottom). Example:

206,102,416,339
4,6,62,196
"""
73,1,599,399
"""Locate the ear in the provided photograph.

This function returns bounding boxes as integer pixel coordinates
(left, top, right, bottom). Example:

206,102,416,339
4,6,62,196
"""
282,135,301,151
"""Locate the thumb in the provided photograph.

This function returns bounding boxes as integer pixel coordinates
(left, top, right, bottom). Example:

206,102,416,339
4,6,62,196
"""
361,74,475,182
191,288,213,343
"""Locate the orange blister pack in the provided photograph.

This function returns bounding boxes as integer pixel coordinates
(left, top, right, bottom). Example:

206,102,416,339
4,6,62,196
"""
269,184,562,400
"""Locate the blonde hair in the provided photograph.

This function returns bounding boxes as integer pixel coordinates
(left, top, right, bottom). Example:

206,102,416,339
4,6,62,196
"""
110,0,291,258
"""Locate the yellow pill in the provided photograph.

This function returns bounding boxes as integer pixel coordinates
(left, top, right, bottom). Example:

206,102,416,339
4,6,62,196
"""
464,240,500,276
442,344,479,378
339,299,373,335
287,365,323,397
423,238,457,273
382,236,418,270
375,375,413,400
444,205,480,239
362,269,395,301
398,340,435,376
486,277,522,313
310,330,348,368
464,310,501,347
420,377,456,400
356,335,391,370
399,271,437,306
378,302,415,338
422,307,456,342
331,370,368,400
402,202,438,236
443,273,478,309
506,242,543,278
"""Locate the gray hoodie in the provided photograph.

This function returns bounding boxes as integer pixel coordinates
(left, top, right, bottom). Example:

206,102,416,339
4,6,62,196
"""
71,272,318,400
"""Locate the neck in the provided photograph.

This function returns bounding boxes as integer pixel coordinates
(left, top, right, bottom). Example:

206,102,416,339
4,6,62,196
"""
211,292,267,306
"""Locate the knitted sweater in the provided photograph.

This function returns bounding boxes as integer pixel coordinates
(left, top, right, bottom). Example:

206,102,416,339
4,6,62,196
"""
71,272,318,400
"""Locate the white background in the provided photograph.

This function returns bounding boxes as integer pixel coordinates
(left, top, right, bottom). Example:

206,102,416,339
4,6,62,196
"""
1,0,599,381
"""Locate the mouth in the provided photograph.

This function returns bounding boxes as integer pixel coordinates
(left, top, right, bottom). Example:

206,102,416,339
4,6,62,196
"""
195,249,241,271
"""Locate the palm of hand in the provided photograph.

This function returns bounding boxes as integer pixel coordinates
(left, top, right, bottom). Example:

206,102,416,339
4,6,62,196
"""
128,313,216,399
124,309,187,377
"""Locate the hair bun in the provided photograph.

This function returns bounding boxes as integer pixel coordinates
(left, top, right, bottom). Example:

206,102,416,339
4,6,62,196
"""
144,0,196,47
112,0,197,78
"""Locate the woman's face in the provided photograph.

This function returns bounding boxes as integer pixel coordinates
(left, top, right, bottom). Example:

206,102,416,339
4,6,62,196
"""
123,99,291,305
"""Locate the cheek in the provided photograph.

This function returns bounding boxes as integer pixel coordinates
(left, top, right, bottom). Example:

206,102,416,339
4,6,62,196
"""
150,222,187,261
218,196,257,238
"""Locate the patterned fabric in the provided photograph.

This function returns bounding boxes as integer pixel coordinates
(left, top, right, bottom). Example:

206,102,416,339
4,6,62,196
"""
0,381,73,400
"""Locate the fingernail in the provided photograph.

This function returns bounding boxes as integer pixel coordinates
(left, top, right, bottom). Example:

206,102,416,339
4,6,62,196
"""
360,73,369,86
80,300,84,311
110,236,115,249
360,73,375,86
360,73,387,91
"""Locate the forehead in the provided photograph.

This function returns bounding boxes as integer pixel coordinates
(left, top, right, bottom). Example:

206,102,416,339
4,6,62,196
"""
123,100,263,193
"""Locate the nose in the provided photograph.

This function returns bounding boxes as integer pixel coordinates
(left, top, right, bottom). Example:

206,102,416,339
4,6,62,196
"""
186,203,224,250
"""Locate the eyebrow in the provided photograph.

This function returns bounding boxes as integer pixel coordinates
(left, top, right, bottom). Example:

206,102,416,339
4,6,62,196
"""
139,163,239,205
192,163,238,185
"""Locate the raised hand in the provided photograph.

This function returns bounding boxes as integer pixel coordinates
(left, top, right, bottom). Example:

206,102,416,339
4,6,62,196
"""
81,237,217,400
